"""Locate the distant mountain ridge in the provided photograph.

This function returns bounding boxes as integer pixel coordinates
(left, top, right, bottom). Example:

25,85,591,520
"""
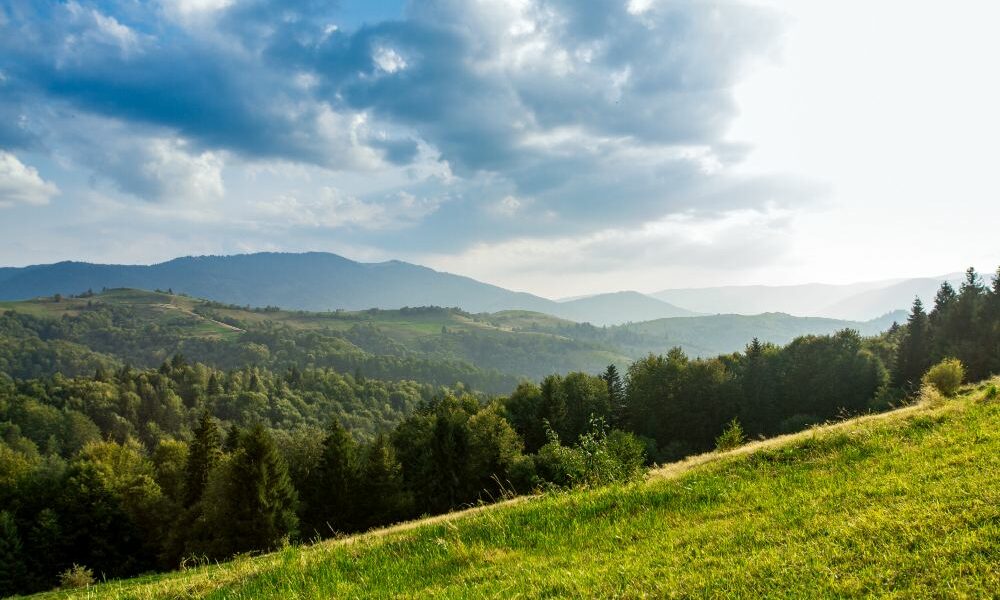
654,274,964,321
0,253,694,326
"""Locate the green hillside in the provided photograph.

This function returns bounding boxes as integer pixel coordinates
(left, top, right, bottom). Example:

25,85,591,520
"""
35,381,1000,599
2,288,902,387
0,289,629,389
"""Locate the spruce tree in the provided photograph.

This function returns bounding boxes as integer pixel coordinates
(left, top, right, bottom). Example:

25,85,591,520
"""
894,297,932,391
206,373,222,396
224,424,298,554
601,364,627,429
0,511,27,597
183,412,222,506
300,420,360,538
358,434,411,530
930,281,958,357
954,268,988,378
986,267,1000,375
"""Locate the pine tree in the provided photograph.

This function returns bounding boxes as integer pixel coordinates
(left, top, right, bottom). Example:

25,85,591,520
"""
224,424,298,554
183,412,222,506
894,297,932,391
740,337,772,435
930,281,959,359
600,364,627,429
987,267,1000,375
0,511,27,597
954,268,988,378
224,425,243,452
358,434,411,530
300,420,360,538
206,373,222,396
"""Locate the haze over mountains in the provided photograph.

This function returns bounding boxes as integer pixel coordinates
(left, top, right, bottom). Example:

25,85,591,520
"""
0,252,958,324
654,275,964,321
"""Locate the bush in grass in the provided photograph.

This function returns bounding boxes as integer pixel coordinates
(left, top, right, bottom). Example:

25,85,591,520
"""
984,384,998,401
715,418,746,452
59,564,94,589
534,417,646,488
921,358,965,397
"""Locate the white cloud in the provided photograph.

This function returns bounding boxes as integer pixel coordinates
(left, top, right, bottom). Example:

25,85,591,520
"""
160,0,234,25
64,2,143,58
0,152,60,208
373,47,408,74
141,139,225,203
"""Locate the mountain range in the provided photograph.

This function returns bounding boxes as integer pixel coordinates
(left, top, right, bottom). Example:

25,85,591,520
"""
0,253,693,326
653,274,964,320
0,252,963,324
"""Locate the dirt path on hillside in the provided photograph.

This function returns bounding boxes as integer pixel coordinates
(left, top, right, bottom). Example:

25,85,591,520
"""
156,303,245,333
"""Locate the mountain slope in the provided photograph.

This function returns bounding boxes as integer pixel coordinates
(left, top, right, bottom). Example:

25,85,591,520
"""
0,253,688,326
554,290,696,323
39,381,1000,598
0,253,554,314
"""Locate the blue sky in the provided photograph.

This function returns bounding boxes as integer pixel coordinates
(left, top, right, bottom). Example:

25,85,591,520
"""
1,0,998,296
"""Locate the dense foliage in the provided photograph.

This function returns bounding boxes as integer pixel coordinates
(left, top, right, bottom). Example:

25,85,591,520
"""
2,267,999,595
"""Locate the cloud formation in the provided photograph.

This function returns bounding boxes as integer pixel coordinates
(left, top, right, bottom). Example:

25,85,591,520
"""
0,0,807,289
0,151,59,207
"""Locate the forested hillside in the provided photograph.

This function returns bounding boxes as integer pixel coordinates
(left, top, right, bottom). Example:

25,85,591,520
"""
0,288,898,388
1,266,998,596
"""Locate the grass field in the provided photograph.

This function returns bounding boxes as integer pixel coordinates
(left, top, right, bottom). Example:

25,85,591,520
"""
32,380,1000,599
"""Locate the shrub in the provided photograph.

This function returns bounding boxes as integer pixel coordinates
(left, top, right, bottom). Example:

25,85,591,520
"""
59,564,94,589
533,417,647,489
715,418,747,452
984,384,998,402
921,358,965,397
604,430,647,482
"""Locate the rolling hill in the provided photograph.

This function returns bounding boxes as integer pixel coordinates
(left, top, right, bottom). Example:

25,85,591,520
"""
34,380,1000,598
0,290,902,386
0,253,692,326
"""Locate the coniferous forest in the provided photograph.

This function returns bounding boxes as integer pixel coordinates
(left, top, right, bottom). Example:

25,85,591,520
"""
1,267,999,595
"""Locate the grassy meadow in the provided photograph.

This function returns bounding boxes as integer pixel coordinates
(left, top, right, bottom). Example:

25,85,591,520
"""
31,380,1000,599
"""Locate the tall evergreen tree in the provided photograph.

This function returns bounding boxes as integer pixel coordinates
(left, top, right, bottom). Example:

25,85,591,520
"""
223,424,298,554
0,511,27,597
954,267,989,378
183,412,222,506
894,297,932,391
930,281,958,358
986,267,1000,376
357,434,411,530
300,420,360,538
601,364,627,429
740,337,773,436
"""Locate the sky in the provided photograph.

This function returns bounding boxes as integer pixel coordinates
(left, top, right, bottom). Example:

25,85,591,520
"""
1,0,998,298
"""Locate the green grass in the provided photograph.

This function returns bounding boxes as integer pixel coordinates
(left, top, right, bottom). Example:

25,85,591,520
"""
34,381,1000,598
